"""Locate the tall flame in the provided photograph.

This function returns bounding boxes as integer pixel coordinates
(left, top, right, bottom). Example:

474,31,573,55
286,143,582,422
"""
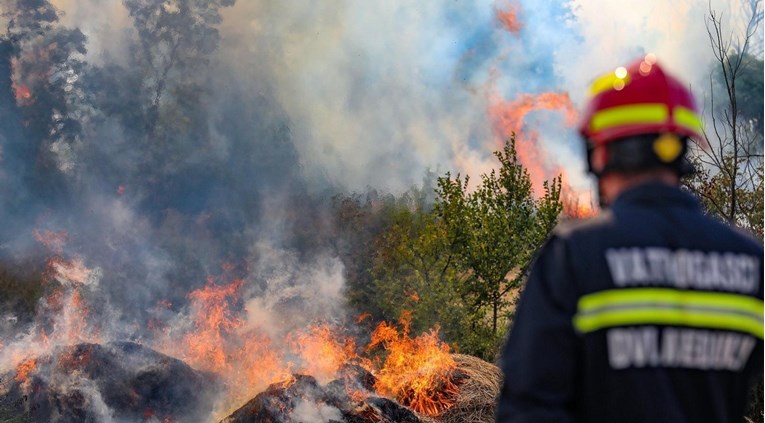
561,177,597,218
153,276,367,415
368,311,459,416
152,276,464,418
488,90,598,220
3,238,103,394
489,91,577,194
181,277,245,373
288,323,362,383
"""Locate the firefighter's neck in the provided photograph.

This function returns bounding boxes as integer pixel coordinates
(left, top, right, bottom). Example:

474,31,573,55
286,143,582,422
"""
598,170,679,207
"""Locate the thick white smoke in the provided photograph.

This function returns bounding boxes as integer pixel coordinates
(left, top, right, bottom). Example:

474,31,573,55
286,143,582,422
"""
46,0,755,195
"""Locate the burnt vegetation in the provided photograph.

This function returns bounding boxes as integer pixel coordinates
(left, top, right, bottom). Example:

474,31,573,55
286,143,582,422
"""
0,342,218,423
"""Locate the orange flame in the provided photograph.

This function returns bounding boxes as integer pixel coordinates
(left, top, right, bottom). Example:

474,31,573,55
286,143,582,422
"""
34,229,68,255
495,4,523,33
405,289,420,303
368,311,459,416
152,276,464,418
15,358,38,383
288,323,362,383
46,256,97,286
561,178,598,218
180,277,245,373
2,257,101,390
154,277,271,412
489,91,580,198
6,234,103,368
12,83,31,102
37,253,102,348
355,312,372,324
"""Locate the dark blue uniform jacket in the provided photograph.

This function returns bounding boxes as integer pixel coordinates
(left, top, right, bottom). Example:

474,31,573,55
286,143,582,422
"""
496,182,763,423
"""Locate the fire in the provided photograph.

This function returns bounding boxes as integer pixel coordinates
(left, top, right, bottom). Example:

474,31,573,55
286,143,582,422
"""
561,179,598,219
33,229,68,255
153,277,264,412
0,233,103,378
153,275,464,418
489,91,577,196
405,289,420,303
236,332,293,394
368,311,459,416
14,358,37,383
39,254,103,347
46,256,99,286
180,277,245,373
355,312,372,324
12,82,31,101
288,323,362,383
495,3,523,33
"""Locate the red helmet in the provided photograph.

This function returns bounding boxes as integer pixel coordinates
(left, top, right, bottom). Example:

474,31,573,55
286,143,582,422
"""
579,55,704,146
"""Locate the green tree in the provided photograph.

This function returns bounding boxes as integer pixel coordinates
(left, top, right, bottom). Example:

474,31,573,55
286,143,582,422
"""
435,136,562,357
348,139,562,360
369,189,472,350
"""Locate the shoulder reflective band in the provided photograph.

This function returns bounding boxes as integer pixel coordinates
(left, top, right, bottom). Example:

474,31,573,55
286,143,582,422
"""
573,288,764,338
590,103,669,133
673,106,703,134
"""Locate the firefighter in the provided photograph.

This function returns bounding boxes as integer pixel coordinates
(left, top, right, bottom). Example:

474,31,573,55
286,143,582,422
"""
495,56,764,423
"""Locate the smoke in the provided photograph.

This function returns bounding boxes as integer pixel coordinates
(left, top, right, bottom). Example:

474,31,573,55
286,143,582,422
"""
243,245,346,337
292,399,343,423
21,0,739,195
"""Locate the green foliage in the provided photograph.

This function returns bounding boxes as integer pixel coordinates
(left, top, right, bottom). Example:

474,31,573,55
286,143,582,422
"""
367,188,482,345
685,154,764,237
353,137,562,361
434,136,562,358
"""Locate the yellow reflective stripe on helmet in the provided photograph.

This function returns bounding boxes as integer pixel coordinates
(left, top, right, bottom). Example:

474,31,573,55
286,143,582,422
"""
589,71,632,97
590,103,669,133
673,106,703,134
573,288,764,338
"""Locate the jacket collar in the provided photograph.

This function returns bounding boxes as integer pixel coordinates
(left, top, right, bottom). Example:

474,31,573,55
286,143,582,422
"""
610,181,701,212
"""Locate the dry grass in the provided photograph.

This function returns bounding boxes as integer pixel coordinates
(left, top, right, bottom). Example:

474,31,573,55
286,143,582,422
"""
418,354,502,423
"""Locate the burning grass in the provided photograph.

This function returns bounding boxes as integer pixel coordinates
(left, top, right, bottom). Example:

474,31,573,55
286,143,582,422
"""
1,253,500,422
368,311,460,416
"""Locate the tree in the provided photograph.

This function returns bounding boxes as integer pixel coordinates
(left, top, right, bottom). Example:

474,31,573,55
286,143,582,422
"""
122,0,235,134
435,136,562,357
685,4,764,237
369,185,473,350
0,0,87,210
683,4,764,422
